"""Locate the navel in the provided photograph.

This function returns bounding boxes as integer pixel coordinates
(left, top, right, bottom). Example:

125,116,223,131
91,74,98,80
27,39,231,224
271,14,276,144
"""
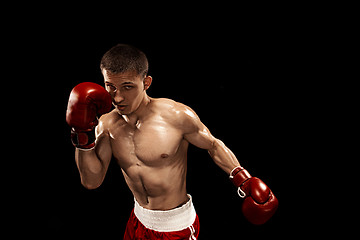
161,153,169,158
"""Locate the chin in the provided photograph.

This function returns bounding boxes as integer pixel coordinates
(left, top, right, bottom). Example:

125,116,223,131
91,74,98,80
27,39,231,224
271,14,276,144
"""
117,108,132,115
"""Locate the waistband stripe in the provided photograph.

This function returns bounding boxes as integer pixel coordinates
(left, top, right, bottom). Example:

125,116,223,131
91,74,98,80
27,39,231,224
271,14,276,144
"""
134,195,196,232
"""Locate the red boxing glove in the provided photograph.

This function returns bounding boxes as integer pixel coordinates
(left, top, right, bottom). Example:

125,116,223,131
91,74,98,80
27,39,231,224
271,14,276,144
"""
230,167,278,225
66,82,112,149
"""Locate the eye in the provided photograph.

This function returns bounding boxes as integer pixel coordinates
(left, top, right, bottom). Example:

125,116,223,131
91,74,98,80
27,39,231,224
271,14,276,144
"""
123,85,134,90
106,84,117,92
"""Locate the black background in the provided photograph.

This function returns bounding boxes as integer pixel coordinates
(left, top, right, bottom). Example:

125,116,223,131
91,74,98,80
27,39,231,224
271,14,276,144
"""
9,5,327,239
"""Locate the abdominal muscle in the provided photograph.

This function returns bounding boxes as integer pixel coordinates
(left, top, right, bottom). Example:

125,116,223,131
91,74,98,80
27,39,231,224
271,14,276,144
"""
120,161,189,211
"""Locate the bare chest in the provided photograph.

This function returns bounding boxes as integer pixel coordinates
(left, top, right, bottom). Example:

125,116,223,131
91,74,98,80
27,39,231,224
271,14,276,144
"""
109,117,184,167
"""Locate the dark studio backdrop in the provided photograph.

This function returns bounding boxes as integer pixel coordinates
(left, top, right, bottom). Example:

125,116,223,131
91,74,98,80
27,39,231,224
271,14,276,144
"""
20,10,318,239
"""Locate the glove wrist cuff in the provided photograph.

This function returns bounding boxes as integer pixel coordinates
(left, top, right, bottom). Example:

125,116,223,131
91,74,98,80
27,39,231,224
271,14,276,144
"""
71,128,96,149
229,166,252,187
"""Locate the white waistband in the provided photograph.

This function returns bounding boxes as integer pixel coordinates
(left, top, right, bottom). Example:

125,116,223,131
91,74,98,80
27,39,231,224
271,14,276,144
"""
134,194,196,232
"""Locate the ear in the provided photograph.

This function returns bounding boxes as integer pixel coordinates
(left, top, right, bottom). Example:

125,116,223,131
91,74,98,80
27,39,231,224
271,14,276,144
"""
143,76,152,90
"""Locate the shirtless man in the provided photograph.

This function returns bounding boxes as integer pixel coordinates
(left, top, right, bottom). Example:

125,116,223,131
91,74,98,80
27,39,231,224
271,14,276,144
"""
66,44,278,239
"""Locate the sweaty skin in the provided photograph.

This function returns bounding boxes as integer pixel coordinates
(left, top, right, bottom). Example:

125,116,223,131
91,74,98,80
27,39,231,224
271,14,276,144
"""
75,70,240,210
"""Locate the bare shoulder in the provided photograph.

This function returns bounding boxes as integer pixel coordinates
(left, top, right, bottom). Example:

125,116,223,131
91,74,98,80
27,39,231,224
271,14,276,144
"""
151,98,197,117
151,98,200,131
97,109,124,134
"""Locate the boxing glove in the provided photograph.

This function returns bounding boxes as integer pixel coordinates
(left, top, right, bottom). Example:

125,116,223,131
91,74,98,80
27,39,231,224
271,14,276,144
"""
66,82,112,149
230,166,278,225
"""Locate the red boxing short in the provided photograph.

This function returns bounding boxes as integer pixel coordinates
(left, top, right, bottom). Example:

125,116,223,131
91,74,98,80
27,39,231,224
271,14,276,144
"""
123,195,200,240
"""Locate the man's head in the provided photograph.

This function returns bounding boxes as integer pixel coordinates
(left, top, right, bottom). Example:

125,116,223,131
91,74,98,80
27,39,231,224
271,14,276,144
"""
100,43,149,77
100,44,152,115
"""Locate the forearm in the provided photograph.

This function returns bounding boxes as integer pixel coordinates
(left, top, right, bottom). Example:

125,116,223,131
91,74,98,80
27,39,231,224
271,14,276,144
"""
75,148,106,189
208,138,241,174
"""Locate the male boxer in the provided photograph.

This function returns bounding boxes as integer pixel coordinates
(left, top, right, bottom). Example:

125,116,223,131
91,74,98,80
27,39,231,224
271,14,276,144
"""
66,44,278,239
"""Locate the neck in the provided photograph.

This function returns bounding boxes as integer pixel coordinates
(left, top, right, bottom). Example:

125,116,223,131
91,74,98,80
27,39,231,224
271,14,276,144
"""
122,94,151,124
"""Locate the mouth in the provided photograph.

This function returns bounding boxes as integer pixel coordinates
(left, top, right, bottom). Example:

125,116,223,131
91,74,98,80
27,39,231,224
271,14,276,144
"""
116,105,127,111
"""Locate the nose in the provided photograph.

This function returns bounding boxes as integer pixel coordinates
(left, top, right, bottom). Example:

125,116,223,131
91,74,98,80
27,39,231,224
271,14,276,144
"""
113,91,125,104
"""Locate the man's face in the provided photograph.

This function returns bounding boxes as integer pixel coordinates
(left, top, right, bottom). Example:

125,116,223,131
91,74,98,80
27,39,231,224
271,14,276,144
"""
102,69,150,115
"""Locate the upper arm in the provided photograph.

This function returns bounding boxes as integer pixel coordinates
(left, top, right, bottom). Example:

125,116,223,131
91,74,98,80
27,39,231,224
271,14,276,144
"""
177,104,216,150
171,101,241,174
95,115,113,169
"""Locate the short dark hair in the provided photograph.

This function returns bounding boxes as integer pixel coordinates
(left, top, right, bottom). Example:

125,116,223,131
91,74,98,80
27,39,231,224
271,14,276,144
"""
100,44,148,77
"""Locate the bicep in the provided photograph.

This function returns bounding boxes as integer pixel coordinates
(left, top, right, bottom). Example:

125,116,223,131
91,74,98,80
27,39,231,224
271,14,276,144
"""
181,108,215,150
184,125,215,150
179,104,240,174
95,121,112,169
